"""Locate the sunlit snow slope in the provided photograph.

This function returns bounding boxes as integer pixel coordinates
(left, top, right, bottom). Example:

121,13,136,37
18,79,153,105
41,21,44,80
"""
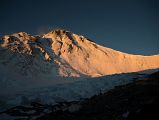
0,29,159,78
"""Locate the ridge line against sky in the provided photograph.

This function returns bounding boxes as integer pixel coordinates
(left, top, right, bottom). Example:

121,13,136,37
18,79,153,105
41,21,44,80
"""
0,0,159,55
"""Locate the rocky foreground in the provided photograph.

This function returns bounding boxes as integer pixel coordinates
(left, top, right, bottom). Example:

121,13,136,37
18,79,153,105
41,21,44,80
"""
0,71,159,120
38,71,159,120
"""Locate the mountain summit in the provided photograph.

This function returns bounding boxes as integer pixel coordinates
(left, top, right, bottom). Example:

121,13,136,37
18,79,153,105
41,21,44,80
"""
0,29,159,78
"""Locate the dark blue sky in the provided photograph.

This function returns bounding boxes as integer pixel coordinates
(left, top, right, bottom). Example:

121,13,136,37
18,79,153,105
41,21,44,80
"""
0,0,159,55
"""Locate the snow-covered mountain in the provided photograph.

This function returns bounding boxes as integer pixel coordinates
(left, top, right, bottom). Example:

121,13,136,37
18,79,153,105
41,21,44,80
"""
0,29,159,115
0,29,159,78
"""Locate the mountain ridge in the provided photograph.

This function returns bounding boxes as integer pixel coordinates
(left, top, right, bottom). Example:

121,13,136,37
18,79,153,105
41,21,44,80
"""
0,29,159,78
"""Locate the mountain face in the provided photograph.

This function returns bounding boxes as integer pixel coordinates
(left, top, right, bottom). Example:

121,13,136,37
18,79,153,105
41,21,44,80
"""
0,29,159,116
0,29,159,78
